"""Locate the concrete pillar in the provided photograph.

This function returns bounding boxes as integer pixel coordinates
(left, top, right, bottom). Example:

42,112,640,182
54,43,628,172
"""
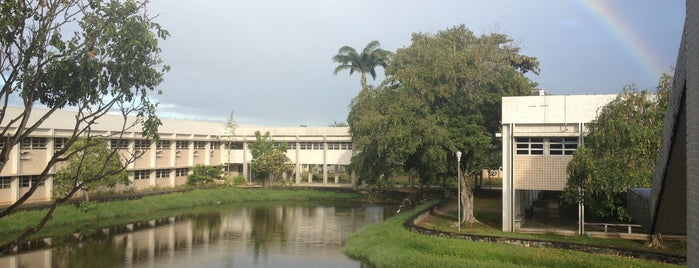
295,138,301,184
502,124,514,232
322,137,328,184
242,137,248,181
307,165,312,183
334,165,339,184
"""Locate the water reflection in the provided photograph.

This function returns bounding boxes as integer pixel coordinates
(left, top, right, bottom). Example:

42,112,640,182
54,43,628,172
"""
0,203,396,267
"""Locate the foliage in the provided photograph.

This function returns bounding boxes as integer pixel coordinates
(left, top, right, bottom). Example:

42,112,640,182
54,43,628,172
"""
0,0,168,250
348,25,538,223
247,131,292,185
223,110,237,172
255,149,294,186
329,121,349,127
186,165,223,187
563,75,671,221
53,138,130,201
332,40,393,93
226,175,247,187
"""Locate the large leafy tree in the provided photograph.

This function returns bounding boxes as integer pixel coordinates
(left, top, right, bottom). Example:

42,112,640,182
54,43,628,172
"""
332,40,393,94
0,0,168,250
53,138,129,201
349,25,539,225
248,131,292,185
562,75,671,221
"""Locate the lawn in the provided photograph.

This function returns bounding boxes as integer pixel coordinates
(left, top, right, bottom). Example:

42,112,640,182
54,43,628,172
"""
345,201,682,268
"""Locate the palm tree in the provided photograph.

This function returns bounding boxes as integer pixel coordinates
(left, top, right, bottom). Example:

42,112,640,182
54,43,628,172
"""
332,40,392,94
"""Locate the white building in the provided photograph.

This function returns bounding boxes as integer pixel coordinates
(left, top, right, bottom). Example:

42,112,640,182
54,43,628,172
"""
500,94,617,232
0,107,353,204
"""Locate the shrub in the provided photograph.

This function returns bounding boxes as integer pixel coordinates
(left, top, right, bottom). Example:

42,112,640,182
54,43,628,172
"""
187,165,224,187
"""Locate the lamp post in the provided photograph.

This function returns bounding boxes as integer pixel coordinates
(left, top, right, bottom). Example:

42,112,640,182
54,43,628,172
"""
456,151,462,232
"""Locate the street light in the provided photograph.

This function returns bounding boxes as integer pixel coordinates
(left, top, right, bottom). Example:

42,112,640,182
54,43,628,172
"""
456,151,462,232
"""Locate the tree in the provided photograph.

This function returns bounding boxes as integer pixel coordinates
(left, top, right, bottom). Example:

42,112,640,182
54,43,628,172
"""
562,75,671,221
0,0,168,250
348,25,539,226
187,165,224,187
224,110,237,174
247,131,292,185
53,138,129,201
332,40,393,94
329,121,348,127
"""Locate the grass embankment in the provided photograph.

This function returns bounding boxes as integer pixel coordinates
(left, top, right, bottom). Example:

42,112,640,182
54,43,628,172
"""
345,202,681,268
0,187,361,243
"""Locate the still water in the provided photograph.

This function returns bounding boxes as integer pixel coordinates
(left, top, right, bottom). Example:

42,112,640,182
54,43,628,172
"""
1,202,397,267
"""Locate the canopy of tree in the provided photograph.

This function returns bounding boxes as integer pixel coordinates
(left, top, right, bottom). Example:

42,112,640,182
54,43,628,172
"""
562,75,671,221
0,0,167,250
248,131,293,185
347,25,539,224
332,40,393,93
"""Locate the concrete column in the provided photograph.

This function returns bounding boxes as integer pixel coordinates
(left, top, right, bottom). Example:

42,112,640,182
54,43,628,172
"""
334,165,339,184
502,123,514,232
307,165,312,183
322,137,328,184
242,137,248,181
188,136,194,166
295,137,301,184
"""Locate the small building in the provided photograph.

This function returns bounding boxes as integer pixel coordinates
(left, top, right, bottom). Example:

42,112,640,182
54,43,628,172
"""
500,93,616,232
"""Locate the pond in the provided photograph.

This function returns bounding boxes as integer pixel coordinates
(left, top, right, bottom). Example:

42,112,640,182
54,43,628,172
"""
0,201,399,267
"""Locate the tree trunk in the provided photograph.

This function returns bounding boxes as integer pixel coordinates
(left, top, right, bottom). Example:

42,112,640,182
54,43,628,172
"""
649,232,666,249
360,72,367,95
460,174,478,226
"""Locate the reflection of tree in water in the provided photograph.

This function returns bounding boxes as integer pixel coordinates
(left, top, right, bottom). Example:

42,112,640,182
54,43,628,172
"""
250,205,287,262
190,212,222,246
52,231,126,267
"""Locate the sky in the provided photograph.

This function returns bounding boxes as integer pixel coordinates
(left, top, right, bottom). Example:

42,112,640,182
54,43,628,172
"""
146,0,685,127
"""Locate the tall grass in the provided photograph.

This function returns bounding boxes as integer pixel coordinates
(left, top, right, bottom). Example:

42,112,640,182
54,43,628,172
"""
0,188,361,242
345,202,681,268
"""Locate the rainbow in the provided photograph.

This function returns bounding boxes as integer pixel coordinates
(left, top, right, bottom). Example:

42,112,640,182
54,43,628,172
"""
578,0,666,81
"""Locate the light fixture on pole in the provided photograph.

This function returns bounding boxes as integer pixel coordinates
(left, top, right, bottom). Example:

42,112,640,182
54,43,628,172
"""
456,151,462,232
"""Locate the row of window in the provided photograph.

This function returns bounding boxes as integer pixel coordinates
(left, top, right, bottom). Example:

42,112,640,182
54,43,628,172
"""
3,137,353,151
516,137,579,155
133,168,190,180
0,175,44,189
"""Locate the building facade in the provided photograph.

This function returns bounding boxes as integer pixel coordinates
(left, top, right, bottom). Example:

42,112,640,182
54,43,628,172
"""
500,94,616,232
0,107,352,205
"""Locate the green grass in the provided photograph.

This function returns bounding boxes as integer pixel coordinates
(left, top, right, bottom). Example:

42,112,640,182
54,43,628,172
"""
345,202,682,268
0,187,362,243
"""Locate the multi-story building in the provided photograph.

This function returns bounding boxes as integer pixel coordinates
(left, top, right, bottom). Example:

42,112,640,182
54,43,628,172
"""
500,93,617,232
0,107,353,204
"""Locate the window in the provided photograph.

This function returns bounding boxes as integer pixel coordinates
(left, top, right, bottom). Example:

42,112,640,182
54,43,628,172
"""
287,142,296,150
193,141,206,150
21,137,47,149
19,175,43,188
516,137,544,155
134,140,151,150
157,140,171,150
0,177,11,189
133,170,150,180
156,169,170,178
175,168,189,177
210,141,221,150
0,137,6,149
312,142,324,150
340,142,353,150
54,138,68,149
549,137,579,155
110,139,129,149
176,141,189,150
299,143,310,150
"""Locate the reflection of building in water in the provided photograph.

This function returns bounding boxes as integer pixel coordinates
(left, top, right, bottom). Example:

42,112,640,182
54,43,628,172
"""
0,205,386,267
